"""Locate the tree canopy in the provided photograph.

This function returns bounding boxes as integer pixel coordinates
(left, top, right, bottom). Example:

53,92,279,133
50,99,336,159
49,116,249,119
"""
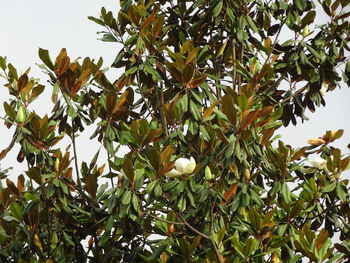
1,0,350,262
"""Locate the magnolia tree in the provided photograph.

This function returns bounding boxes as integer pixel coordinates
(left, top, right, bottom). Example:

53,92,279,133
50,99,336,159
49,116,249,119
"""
1,0,350,262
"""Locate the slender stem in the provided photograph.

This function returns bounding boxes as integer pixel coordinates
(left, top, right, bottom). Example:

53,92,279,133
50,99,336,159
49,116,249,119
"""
277,85,308,106
146,212,211,239
159,82,168,137
70,121,97,206
237,45,244,91
47,207,51,258
137,72,155,119
0,127,17,161
71,120,81,189
26,161,33,189
146,213,185,226
107,152,115,187
232,39,237,91
210,196,223,263
262,18,287,69
178,214,212,240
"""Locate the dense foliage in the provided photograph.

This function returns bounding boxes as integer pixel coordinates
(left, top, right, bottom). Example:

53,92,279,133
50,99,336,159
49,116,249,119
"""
1,0,350,262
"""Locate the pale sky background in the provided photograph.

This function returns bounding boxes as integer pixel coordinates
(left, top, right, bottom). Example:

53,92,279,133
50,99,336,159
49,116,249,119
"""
0,0,349,179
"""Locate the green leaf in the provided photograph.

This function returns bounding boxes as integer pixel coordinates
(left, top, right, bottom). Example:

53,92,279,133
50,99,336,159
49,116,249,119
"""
231,236,245,258
63,232,75,246
295,0,307,10
10,202,23,220
3,102,16,119
226,8,235,21
307,45,323,60
86,174,98,198
123,156,135,183
154,184,163,197
301,11,316,28
132,194,140,212
0,56,6,71
213,1,223,17
38,48,54,70
336,183,347,202
144,64,162,81
216,41,228,58
248,207,261,231
200,125,210,141
31,85,45,101
289,200,304,218
100,34,118,42
87,16,105,26
50,232,59,249
281,182,292,203
183,64,195,83
145,180,157,194
323,182,336,193
246,15,258,33
67,106,78,119
121,190,132,205
189,100,201,121
177,196,186,212
222,94,237,124
244,238,259,256
24,192,39,201
146,244,167,261
124,66,138,76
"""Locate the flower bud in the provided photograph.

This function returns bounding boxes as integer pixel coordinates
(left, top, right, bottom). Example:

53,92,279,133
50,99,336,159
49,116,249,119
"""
307,138,325,146
15,104,26,123
205,166,214,180
244,168,250,181
54,158,60,172
302,25,309,37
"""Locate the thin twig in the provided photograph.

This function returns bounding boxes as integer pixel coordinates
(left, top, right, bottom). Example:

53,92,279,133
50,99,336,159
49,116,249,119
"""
237,45,244,91
178,214,212,240
159,82,168,137
146,213,185,225
210,196,223,263
277,85,308,106
232,39,237,91
136,71,155,119
71,120,81,189
146,212,212,239
107,152,114,187
262,17,287,68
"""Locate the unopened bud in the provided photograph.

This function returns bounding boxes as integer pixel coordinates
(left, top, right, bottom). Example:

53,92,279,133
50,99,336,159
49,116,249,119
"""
15,104,26,123
302,25,309,37
54,158,60,172
167,224,174,236
244,168,250,181
205,166,214,180
307,138,325,146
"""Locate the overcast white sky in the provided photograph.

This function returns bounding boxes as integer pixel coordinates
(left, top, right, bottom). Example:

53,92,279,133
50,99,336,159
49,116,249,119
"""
0,0,349,178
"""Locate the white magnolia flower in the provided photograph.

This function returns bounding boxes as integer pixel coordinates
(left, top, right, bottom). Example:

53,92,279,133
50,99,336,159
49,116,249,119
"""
166,157,196,177
309,157,327,170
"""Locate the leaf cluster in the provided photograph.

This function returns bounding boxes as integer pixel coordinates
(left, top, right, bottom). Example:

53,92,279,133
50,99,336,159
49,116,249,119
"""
0,0,350,262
